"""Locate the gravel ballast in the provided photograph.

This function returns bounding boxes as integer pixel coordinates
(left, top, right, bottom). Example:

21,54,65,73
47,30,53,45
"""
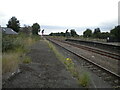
51,40,112,88
50,39,118,75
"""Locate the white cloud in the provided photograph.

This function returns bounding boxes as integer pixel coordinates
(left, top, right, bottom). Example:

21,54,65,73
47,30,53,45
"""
0,0,119,34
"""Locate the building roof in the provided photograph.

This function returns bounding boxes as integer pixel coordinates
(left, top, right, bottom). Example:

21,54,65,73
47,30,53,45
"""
0,27,18,35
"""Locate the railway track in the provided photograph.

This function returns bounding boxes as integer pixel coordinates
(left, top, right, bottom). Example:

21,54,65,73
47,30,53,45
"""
54,38,120,60
46,38,120,87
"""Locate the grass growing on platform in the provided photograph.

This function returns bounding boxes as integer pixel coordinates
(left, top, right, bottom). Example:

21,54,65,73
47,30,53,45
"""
2,53,19,74
45,39,90,87
45,40,65,63
78,72,90,87
2,34,40,74
22,56,31,64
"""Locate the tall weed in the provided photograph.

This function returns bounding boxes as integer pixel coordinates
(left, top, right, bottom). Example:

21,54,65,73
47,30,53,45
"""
2,34,40,74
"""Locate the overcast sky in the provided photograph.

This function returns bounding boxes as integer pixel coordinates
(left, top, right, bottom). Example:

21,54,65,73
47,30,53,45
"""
0,0,119,35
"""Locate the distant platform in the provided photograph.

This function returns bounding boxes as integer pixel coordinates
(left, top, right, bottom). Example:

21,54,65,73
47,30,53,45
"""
65,38,120,54
66,38,120,46
104,42,120,46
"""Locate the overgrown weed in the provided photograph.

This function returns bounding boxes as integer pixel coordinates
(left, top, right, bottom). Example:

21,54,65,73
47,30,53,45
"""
2,34,40,74
45,40,90,87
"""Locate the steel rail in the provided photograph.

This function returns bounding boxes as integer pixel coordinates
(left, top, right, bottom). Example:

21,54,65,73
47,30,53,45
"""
47,38,120,80
54,38,120,60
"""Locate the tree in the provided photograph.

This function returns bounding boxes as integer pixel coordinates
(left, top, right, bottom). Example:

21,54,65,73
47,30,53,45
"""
70,29,79,37
99,32,110,39
83,29,92,38
49,32,65,36
49,32,53,36
20,25,32,35
60,32,65,36
93,28,101,38
32,23,40,35
110,25,120,41
7,16,20,32
93,28,101,34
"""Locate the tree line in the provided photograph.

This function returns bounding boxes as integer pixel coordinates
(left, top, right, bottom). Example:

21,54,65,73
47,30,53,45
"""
83,26,120,42
4,16,120,42
5,16,40,35
49,29,79,37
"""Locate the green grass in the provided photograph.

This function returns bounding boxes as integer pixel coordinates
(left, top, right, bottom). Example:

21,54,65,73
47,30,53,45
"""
2,34,40,74
78,72,90,87
2,52,20,74
45,39,90,87
22,56,31,64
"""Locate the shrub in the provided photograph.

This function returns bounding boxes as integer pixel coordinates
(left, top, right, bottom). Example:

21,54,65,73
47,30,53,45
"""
78,72,90,87
2,34,39,74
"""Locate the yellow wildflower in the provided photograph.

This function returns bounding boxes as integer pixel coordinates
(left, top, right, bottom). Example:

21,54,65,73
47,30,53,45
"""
66,58,71,61
66,58,70,61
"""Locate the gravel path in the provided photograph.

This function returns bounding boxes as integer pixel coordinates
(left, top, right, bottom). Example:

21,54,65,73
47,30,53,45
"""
3,40,80,88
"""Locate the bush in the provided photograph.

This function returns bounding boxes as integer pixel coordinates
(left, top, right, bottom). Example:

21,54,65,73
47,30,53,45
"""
78,72,90,87
2,34,40,74
2,34,40,52
2,35,15,52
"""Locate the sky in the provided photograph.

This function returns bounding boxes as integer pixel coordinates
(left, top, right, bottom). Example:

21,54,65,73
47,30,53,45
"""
0,0,120,35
